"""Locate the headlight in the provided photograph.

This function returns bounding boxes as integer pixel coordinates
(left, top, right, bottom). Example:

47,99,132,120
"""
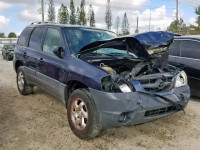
119,83,132,92
175,71,188,88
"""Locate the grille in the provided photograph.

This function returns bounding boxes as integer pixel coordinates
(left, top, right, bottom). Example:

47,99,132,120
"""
144,106,177,117
137,73,173,92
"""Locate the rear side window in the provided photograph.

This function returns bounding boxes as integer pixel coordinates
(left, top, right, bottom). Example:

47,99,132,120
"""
181,40,200,59
18,27,33,46
29,27,46,51
43,28,63,55
169,40,181,56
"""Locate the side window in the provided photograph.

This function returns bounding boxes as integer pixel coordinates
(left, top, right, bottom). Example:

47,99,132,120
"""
43,28,63,55
168,40,181,56
29,27,45,51
18,27,33,46
181,40,200,59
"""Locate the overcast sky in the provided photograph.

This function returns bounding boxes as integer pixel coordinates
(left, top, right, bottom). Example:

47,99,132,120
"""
0,0,199,36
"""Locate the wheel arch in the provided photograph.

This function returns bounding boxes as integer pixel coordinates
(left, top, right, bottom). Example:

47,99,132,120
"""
15,60,23,72
65,80,89,104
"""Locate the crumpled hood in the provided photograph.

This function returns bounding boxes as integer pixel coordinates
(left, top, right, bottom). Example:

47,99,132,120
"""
133,31,180,50
78,37,150,59
78,32,179,64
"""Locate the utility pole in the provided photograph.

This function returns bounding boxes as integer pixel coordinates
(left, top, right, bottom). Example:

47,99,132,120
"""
149,9,151,31
136,16,139,32
41,0,44,21
176,0,178,21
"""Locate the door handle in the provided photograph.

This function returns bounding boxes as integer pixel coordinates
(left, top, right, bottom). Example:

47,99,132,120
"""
23,52,27,57
39,58,44,63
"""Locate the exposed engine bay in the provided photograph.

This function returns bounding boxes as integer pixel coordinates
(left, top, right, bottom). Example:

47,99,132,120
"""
78,36,187,94
84,56,179,93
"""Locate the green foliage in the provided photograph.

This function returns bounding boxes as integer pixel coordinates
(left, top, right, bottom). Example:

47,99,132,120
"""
48,0,55,22
0,33,6,38
76,7,81,25
8,32,17,38
88,4,95,27
167,18,188,35
105,0,112,30
135,29,139,33
195,6,200,27
70,0,76,25
194,6,200,34
79,0,87,26
58,4,69,24
121,13,130,36
114,16,120,35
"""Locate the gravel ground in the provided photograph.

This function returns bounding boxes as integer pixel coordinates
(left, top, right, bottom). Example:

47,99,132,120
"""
0,55,200,150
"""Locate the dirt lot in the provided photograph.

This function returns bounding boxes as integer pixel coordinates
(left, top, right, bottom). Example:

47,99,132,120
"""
0,55,200,150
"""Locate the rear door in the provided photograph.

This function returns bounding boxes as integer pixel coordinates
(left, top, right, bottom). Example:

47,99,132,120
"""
36,27,67,101
177,40,200,90
25,27,47,85
168,40,181,66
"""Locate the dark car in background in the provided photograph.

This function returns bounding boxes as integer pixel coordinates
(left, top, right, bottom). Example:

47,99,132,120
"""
13,23,190,139
168,36,200,96
2,44,15,60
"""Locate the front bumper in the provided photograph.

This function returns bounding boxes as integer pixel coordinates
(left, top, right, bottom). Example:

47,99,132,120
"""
89,85,190,128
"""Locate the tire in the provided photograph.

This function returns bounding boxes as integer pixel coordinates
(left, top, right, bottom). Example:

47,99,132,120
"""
67,88,102,140
17,67,33,95
2,53,5,60
6,54,9,61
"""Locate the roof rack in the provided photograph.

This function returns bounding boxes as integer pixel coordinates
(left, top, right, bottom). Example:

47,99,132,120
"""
30,21,56,25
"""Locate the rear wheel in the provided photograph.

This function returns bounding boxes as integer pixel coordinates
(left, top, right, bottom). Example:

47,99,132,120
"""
17,67,33,95
67,89,102,139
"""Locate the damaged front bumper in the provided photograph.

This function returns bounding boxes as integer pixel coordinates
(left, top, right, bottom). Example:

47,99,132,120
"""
89,85,190,128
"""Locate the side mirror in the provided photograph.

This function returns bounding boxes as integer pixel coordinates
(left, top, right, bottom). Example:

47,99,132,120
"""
53,46,65,58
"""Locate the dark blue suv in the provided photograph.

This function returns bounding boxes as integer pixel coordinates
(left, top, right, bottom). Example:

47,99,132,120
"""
14,22,190,139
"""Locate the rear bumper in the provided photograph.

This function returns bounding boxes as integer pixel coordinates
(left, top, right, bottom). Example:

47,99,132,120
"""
89,85,190,128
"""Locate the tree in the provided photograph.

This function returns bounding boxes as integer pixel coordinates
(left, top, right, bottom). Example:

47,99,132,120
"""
0,33,6,38
8,32,17,38
58,4,69,24
76,7,81,25
70,0,76,25
121,13,130,35
79,0,87,26
195,6,200,34
135,29,139,33
48,0,55,22
90,10,95,27
105,0,112,30
167,18,188,35
114,16,120,35
88,4,95,27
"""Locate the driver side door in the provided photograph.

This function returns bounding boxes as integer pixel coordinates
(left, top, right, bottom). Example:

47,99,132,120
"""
36,27,67,102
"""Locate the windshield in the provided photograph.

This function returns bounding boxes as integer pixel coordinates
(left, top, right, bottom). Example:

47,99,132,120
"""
5,44,15,49
64,28,117,54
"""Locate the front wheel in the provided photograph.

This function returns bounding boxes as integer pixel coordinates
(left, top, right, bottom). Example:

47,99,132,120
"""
17,67,33,95
67,89,102,140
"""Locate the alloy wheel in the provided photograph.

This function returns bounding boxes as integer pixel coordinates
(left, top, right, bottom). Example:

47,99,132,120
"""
70,98,88,131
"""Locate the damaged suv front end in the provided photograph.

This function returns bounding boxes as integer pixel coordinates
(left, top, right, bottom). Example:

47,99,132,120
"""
77,36,190,128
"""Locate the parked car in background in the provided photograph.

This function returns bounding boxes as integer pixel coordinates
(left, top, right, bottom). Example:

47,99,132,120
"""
168,36,200,97
13,23,190,139
2,44,15,60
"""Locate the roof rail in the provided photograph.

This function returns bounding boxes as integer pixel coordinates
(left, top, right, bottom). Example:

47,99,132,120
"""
30,21,56,25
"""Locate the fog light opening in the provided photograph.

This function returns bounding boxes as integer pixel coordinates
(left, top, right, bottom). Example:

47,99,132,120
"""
118,113,127,122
